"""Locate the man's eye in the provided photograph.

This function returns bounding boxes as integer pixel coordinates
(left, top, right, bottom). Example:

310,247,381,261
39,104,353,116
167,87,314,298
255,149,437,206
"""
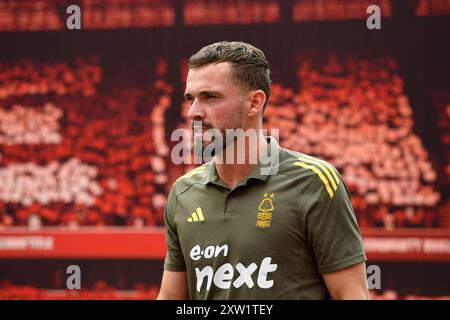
205,95,216,99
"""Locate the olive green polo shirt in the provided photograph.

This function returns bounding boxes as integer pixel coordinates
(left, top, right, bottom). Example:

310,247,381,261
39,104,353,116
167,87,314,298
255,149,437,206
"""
163,138,366,299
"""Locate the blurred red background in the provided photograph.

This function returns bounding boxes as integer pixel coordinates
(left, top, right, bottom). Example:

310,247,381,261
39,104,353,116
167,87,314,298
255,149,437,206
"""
0,0,449,300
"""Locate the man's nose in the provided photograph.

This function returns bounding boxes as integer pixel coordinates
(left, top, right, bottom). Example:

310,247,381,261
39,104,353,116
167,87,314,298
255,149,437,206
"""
187,99,205,120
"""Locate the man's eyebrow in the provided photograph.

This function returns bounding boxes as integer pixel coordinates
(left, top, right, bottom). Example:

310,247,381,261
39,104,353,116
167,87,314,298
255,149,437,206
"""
184,90,222,99
199,90,222,96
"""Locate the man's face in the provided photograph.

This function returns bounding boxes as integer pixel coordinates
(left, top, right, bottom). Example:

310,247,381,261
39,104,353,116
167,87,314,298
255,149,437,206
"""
185,62,247,152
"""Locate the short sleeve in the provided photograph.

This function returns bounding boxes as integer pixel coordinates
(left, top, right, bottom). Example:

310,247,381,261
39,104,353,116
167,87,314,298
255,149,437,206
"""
163,186,187,271
304,169,366,274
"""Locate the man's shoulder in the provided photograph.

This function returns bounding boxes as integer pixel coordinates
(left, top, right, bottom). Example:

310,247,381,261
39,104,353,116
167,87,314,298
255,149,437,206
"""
170,163,210,197
278,147,342,199
278,147,338,177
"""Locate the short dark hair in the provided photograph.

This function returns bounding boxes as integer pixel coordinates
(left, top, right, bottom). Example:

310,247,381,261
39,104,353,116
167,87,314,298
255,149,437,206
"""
188,41,271,112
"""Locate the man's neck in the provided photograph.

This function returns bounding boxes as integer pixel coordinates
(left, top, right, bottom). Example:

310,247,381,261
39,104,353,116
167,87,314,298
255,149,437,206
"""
214,133,268,189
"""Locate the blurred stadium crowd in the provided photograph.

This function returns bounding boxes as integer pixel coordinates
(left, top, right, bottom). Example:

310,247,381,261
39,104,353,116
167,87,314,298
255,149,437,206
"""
0,280,159,300
0,0,449,31
0,0,449,300
0,281,448,300
0,52,448,230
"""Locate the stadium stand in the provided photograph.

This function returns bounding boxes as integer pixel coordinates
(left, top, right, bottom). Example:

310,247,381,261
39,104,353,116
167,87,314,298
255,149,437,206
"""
1,0,449,32
292,0,392,21
416,0,450,16
0,0,174,31
183,0,280,25
0,281,159,300
0,57,161,227
0,52,447,229
1,281,450,300
0,0,448,302
264,52,442,228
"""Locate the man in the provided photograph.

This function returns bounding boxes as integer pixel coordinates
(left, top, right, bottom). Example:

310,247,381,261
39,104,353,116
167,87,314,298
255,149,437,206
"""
157,41,369,299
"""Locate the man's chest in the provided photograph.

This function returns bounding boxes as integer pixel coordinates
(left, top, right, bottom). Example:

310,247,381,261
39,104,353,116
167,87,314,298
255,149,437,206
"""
174,183,308,267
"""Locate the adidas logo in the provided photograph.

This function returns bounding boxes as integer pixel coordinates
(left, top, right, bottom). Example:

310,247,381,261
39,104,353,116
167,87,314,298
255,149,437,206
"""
187,207,205,222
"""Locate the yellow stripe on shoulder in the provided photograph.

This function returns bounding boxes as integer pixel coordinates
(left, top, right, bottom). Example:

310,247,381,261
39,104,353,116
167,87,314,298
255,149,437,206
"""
298,155,340,190
293,161,335,199
301,154,340,186
176,165,207,182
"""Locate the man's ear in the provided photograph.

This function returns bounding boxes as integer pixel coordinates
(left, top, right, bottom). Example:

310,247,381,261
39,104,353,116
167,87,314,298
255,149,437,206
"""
247,90,266,116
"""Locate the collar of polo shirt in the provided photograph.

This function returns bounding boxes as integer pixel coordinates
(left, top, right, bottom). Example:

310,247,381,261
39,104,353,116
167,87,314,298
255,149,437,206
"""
201,136,280,186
